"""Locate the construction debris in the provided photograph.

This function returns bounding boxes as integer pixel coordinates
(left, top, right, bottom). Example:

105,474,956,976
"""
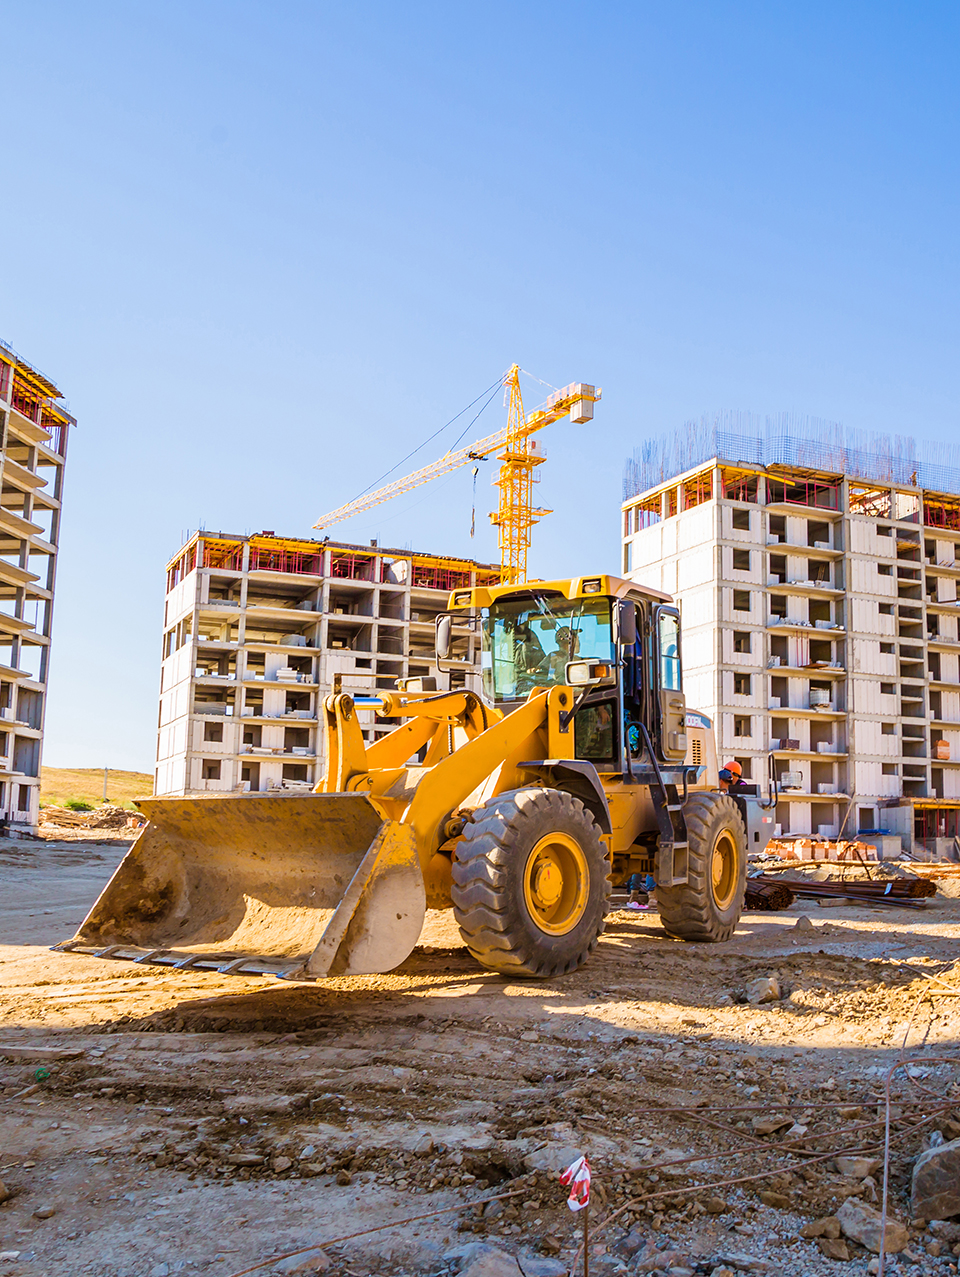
37,804,144,834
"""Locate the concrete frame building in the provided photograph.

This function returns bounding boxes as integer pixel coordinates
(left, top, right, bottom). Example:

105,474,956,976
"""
622,418,960,856
0,341,72,830
156,531,499,796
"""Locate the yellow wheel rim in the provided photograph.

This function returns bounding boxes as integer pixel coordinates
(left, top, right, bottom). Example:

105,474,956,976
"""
522,833,589,936
711,829,738,911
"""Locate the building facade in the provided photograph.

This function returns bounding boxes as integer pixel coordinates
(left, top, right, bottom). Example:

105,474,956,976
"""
0,341,72,830
622,423,960,856
156,532,499,796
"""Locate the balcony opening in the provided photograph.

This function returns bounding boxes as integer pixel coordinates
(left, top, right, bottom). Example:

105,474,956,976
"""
811,801,838,836
771,716,791,746
284,726,311,754
809,720,835,753
284,691,313,719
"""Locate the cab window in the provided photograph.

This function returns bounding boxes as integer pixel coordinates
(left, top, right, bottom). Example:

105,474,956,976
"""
658,611,681,690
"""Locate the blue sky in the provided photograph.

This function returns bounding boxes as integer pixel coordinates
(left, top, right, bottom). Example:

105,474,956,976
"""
2,2,958,771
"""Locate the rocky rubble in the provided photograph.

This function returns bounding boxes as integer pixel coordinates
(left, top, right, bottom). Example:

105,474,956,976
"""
4,871,960,1274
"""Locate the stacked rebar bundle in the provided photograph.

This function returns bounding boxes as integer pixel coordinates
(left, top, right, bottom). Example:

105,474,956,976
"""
753,874,936,906
744,878,796,911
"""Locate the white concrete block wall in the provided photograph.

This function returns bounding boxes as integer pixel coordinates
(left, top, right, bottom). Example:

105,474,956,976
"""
622,465,960,845
157,537,492,797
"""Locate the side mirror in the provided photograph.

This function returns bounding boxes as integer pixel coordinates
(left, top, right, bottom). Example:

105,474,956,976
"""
617,599,637,647
565,659,617,688
435,615,452,661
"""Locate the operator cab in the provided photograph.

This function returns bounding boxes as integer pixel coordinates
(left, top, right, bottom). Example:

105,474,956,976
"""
440,575,689,774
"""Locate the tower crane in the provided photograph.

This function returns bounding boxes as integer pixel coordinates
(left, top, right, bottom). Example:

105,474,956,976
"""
313,366,601,584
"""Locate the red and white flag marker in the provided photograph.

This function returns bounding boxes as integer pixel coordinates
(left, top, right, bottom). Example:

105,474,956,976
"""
560,1156,593,1277
560,1155,591,1212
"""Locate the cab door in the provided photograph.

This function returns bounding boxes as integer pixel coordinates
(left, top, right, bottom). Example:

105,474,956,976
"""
655,607,687,759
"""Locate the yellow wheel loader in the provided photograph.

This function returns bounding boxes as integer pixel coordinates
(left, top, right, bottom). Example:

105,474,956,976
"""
58,575,755,982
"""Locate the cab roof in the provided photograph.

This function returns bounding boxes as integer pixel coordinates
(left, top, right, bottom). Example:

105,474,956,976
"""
446,574,672,610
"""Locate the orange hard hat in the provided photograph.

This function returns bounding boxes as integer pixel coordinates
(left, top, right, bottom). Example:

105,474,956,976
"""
722,760,742,777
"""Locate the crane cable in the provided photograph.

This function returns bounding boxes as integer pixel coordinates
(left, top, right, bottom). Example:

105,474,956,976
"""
345,373,506,508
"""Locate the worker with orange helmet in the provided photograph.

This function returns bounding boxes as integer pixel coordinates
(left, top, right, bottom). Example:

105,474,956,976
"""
719,759,745,792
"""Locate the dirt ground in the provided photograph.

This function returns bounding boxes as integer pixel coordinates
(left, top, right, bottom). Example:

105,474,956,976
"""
1,836,959,1277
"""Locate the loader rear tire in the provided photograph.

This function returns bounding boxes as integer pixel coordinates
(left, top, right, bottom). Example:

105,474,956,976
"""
451,787,611,978
657,792,746,943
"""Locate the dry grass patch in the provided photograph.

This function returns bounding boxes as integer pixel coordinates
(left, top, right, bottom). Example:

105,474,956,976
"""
40,766,153,811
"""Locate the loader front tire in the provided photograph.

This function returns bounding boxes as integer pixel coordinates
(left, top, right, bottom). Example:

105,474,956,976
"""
657,792,746,943
451,787,611,978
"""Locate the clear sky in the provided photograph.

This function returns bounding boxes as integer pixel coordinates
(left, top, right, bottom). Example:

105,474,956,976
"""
2,2,958,772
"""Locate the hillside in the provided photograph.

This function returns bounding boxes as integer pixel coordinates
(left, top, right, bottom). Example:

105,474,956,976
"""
40,767,153,811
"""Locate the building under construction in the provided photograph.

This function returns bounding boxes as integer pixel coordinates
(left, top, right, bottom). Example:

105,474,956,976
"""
156,531,499,796
0,341,72,830
622,414,960,858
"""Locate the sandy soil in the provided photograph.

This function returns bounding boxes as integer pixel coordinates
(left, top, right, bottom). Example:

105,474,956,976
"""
1,837,959,1277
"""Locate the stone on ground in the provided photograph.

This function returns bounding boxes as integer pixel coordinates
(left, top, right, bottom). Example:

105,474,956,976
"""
912,1137,960,1220
837,1197,909,1253
459,1246,525,1277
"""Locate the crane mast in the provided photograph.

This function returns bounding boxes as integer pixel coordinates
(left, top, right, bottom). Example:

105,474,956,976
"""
313,366,601,583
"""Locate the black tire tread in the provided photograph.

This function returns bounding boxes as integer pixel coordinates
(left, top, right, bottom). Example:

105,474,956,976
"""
451,787,611,978
657,791,746,943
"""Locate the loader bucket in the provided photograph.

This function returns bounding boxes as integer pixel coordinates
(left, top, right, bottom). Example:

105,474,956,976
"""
55,793,426,981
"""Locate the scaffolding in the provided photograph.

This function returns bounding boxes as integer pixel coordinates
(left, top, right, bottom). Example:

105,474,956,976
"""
624,413,960,502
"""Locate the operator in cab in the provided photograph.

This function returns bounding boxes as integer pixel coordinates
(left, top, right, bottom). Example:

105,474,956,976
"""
547,626,579,681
